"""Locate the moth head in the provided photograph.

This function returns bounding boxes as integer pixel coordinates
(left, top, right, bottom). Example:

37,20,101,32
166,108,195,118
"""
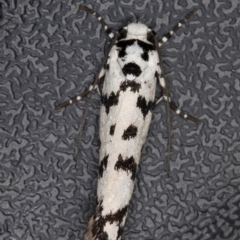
126,23,148,36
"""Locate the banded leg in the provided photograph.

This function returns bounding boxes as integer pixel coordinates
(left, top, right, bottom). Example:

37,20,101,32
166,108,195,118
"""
158,8,197,46
55,69,105,110
157,73,201,125
75,5,115,39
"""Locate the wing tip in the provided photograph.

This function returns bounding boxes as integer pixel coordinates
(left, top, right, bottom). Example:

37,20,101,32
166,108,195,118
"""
83,216,95,240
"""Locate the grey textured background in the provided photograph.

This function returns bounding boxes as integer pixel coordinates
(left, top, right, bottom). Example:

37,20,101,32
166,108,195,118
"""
1,0,240,239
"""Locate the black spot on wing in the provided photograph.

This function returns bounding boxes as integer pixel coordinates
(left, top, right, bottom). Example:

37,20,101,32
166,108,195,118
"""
99,155,109,178
122,63,142,77
90,200,128,239
90,201,104,238
118,47,126,59
104,63,109,70
122,124,138,140
117,227,124,240
141,51,149,61
137,96,155,118
91,208,110,239
110,124,116,135
137,39,155,62
101,91,120,114
104,204,128,224
115,154,137,180
120,80,141,93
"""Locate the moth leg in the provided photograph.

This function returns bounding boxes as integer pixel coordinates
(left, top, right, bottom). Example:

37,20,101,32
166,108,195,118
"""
55,69,105,110
75,5,115,39
96,86,101,95
156,73,201,125
167,99,201,125
155,96,164,105
158,8,197,47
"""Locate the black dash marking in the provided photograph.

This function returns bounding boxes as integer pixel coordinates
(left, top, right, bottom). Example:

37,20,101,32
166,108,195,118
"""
137,96,154,118
120,80,141,93
99,155,109,178
101,91,120,114
122,124,138,140
110,124,116,135
115,154,137,180
122,62,142,77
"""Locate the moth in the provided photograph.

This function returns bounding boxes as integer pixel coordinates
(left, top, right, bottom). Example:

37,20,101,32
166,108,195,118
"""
55,5,201,240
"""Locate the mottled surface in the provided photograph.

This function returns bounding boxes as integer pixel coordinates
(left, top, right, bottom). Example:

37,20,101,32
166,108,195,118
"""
1,0,240,239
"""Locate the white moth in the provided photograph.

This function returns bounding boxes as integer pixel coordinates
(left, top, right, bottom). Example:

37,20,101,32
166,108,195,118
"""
55,5,200,240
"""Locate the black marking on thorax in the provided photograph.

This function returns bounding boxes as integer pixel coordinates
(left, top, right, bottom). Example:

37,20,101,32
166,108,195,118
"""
122,63,142,77
122,124,138,140
115,154,137,180
116,39,155,61
137,40,155,52
116,39,135,58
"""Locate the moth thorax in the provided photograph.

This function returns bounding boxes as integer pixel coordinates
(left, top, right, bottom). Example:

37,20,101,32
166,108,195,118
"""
127,23,148,36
